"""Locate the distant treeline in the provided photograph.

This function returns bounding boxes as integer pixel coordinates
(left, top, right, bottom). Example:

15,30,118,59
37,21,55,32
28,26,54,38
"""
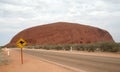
25,42,120,53
2,42,120,53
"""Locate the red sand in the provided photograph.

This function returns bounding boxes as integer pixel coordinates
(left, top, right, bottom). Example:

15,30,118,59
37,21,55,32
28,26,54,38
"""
0,49,73,72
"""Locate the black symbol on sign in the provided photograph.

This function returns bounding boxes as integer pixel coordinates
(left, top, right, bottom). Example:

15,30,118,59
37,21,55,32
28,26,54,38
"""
20,41,24,44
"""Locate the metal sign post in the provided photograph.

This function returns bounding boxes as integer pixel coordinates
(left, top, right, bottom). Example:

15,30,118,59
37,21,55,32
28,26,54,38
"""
16,38,27,64
21,48,23,64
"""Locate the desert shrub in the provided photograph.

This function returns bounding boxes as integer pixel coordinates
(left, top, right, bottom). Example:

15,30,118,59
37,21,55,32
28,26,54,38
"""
43,45,50,50
62,44,71,51
99,42,120,52
85,44,97,52
54,45,63,50
25,42,120,52
26,45,43,49
0,51,3,65
34,45,43,49
0,49,9,65
25,46,31,48
69,42,119,52
7,45,17,48
73,44,85,51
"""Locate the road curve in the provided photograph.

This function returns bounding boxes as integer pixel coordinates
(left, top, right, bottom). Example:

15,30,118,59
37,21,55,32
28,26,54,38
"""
16,49,120,72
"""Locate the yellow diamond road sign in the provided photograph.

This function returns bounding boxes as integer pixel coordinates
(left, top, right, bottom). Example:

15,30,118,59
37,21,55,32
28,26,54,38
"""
16,38,27,48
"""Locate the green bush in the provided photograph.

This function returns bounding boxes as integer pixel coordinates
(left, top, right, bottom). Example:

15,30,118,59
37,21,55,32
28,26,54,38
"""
54,45,63,50
73,44,84,51
99,42,120,52
25,42,120,53
62,44,71,51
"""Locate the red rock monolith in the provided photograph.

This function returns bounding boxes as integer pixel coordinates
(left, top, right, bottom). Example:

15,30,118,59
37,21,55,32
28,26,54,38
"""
7,22,114,46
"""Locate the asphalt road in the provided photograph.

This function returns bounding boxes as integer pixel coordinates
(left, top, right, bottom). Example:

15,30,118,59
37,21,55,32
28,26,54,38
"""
17,49,120,72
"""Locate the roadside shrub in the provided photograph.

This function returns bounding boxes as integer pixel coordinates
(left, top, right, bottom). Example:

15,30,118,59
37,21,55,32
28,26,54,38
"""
62,44,71,51
86,44,97,52
25,42,120,53
0,49,9,65
54,45,63,50
7,45,17,48
99,42,120,52
73,44,82,51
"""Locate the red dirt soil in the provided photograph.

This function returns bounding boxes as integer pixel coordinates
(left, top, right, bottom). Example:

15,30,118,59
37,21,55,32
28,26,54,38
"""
0,49,74,72
7,22,114,46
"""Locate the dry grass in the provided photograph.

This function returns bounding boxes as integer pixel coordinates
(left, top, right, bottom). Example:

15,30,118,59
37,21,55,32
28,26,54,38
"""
0,49,9,65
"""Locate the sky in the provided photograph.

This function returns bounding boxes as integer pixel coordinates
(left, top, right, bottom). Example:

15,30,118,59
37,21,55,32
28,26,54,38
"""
0,0,120,46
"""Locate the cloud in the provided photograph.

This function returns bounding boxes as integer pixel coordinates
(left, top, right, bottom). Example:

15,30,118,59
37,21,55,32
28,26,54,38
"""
0,0,120,45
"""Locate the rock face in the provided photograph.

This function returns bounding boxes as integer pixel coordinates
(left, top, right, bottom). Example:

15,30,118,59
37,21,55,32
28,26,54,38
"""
7,22,114,46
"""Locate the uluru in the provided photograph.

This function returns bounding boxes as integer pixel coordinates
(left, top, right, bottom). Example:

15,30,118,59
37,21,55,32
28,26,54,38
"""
7,22,114,47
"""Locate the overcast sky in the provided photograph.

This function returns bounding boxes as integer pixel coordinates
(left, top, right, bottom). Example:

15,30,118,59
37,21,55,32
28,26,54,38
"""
0,0,120,46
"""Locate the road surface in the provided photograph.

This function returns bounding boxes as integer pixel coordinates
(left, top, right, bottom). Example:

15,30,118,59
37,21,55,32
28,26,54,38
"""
16,49,120,72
